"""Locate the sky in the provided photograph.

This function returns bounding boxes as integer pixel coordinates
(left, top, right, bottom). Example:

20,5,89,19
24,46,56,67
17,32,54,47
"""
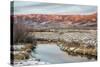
13,1,97,15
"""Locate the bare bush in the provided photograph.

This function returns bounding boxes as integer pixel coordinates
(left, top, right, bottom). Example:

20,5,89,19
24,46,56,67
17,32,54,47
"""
13,23,30,44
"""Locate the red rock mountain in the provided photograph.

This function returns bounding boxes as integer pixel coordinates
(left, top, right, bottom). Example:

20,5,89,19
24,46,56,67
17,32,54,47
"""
12,13,97,29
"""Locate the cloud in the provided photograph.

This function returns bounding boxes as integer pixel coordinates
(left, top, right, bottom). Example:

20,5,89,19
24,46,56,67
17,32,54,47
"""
13,1,97,15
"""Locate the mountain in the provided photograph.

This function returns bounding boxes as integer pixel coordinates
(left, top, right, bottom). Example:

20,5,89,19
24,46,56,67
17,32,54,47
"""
12,13,97,29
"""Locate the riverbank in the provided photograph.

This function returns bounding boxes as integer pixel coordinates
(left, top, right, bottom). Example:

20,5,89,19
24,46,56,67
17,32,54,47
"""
11,43,49,66
57,40,97,59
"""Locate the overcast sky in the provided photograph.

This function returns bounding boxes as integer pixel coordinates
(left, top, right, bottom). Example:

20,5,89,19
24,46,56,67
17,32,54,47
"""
13,1,97,15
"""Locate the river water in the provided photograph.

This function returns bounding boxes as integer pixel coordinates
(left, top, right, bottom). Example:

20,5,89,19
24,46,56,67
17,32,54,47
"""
33,43,95,64
14,43,96,66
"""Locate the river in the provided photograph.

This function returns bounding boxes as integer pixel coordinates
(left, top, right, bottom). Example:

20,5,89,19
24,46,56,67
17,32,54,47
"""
32,43,95,64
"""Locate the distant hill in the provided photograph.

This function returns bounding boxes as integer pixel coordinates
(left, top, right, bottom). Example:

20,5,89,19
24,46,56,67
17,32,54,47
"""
12,13,97,30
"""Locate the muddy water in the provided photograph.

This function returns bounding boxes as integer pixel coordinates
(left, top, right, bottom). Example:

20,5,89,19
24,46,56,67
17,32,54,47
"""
32,43,95,64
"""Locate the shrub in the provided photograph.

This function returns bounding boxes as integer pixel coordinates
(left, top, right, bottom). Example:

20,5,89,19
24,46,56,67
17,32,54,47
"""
13,23,30,44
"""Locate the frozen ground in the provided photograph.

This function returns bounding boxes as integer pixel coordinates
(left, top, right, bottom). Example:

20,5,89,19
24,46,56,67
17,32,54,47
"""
32,30,97,46
13,58,50,66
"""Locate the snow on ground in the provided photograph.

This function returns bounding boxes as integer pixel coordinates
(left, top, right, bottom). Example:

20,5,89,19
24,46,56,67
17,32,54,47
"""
13,58,50,66
34,30,97,46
